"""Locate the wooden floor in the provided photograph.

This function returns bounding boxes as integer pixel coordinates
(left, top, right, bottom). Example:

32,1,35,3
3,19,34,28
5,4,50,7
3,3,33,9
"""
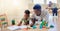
57,13,60,31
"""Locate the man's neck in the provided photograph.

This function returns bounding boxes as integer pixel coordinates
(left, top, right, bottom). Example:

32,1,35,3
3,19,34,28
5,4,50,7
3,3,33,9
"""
36,14,41,16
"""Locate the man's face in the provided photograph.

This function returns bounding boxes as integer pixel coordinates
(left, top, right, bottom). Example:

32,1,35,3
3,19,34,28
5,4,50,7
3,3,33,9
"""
34,9,41,16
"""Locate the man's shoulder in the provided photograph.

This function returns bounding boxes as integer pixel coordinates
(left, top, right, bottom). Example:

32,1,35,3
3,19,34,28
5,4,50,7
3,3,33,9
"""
30,13,36,16
41,9,48,13
41,9,48,16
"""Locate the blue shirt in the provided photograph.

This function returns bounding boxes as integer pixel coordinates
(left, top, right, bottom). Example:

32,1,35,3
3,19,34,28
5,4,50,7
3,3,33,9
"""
52,7,58,13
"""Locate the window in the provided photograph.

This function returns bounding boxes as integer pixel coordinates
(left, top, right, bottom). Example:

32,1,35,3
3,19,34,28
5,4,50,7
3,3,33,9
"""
46,0,57,4
33,0,44,4
58,0,60,4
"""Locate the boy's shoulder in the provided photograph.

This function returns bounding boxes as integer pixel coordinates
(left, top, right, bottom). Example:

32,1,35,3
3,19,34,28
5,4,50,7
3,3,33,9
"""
21,18,24,21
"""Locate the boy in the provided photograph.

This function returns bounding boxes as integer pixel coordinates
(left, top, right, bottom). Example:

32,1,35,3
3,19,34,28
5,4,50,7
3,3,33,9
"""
52,7,58,16
18,10,30,26
46,1,59,16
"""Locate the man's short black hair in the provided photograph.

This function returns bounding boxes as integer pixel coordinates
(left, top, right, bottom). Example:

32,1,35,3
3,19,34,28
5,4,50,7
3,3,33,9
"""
33,4,41,10
24,10,30,14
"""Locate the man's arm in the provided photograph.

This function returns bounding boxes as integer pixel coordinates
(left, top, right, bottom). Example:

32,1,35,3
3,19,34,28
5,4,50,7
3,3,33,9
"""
30,18,35,27
42,10,49,22
18,21,22,26
45,10,49,22
30,14,36,27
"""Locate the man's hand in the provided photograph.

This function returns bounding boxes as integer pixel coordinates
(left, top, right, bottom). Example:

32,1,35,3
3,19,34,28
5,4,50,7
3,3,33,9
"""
18,21,22,26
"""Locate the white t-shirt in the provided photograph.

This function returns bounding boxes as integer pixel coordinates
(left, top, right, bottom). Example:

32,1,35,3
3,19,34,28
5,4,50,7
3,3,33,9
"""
31,10,49,21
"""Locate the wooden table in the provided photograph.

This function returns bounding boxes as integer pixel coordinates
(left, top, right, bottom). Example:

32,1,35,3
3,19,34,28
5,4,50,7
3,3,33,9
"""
0,15,59,31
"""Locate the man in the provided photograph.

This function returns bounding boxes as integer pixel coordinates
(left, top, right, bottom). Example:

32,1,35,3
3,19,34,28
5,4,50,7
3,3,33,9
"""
46,1,59,16
30,4,49,27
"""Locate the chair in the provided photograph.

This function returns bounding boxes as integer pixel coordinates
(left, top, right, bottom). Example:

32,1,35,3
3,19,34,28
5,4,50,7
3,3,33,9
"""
0,14,8,28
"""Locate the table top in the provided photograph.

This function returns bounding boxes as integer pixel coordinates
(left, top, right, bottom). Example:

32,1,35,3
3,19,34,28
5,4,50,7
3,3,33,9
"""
0,15,58,31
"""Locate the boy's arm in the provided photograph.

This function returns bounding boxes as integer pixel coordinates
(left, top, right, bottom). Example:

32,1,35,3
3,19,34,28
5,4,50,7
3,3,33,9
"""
58,8,60,9
46,7,52,9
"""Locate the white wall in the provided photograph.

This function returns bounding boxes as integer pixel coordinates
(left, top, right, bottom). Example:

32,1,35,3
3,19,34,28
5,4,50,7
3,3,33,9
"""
0,0,30,25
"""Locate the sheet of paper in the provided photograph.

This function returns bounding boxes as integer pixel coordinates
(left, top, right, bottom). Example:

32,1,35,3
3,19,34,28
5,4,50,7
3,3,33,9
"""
7,25,28,30
18,25,27,29
7,25,20,30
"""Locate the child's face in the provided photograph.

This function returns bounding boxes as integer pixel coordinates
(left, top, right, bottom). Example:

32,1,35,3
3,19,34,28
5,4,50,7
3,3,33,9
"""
24,13,29,19
34,9,41,16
